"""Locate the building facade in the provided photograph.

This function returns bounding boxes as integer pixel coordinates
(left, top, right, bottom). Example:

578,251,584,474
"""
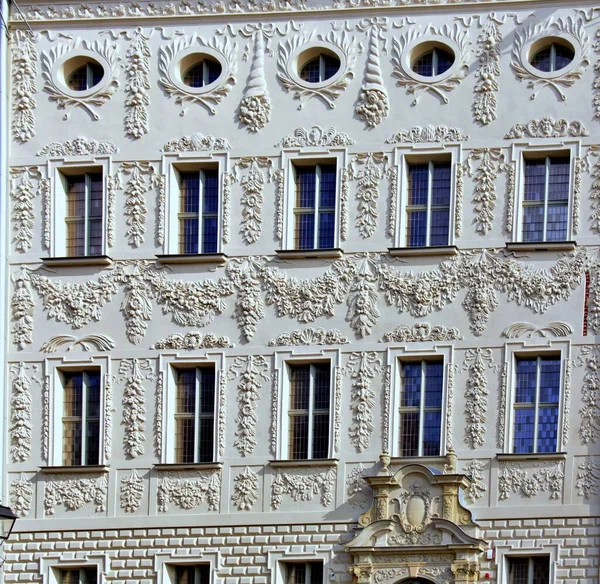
2,0,600,583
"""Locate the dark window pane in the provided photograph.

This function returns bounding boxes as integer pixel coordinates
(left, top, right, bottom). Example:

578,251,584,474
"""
313,365,331,410
422,411,441,456
401,363,421,408
537,406,558,453
513,408,535,454
312,413,329,459
295,213,315,250
399,412,419,457
515,359,537,404
289,415,309,459
539,359,560,404
424,362,443,408
407,210,427,247
408,164,428,206
524,160,546,202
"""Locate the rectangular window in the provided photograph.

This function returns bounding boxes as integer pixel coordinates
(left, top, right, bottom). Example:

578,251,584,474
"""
59,567,98,584
178,169,219,254
175,367,216,463
522,156,569,242
294,164,336,250
173,564,210,584
507,556,550,584
399,361,443,457
62,370,101,466
65,173,103,257
285,562,324,584
406,161,451,247
513,356,560,454
288,363,331,459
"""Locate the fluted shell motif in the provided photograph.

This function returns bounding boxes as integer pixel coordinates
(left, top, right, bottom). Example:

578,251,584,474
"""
355,28,389,128
238,32,272,133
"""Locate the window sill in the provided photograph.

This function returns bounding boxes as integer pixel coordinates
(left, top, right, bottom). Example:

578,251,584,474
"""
155,253,228,265
389,455,448,466
388,246,458,258
275,248,344,260
505,241,577,252
39,465,109,474
269,458,338,468
154,462,223,471
496,452,567,462
41,255,113,267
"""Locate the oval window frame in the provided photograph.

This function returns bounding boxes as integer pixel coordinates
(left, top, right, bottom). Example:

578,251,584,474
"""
54,52,109,99
401,37,462,85
289,42,346,91
170,48,227,95
523,34,579,80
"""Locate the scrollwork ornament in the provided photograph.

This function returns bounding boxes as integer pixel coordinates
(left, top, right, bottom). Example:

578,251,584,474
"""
42,376,49,462
271,467,335,509
120,469,144,513
37,136,118,156
446,364,455,450
334,366,343,454
239,31,271,132
276,126,355,147
151,332,232,350
12,30,38,143
388,167,398,239
505,117,589,139
158,34,237,115
124,29,151,139
41,334,114,353
586,145,600,233
386,125,468,143
231,467,259,511
10,473,33,517
391,24,470,105
227,356,270,457
463,348,495,449
356,27,389,127
381,323,461,343
511,17,590,100
563,358,572,448
473,19,501,125
345,352,382,452
41,38,120,120
277,31,356,109
346,464,372,508
268,328,349,346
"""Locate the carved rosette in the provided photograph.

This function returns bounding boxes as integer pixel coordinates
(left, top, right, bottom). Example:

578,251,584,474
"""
239,32,271,132
120,469,144,513
231,467,259,511
157,470,221,512
356,28,389,127
41,38,119,120
12,30,38,143
462,349,494,449
473,19,501,125
159,35,236,115
271,467,336,509
124,30,151,139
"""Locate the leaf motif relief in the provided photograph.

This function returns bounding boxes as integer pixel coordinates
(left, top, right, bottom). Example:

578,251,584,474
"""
463,348,495,449
473,19,501,125
120,469,144,513
124,30,151,139
120,162,154,248
12,30,38,143
10,363,36,463
231,467,259,511
10,167,42,253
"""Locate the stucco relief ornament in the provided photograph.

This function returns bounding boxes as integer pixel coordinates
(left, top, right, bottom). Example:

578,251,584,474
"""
151,332,233,350
576,345,600,444
120,161,154,248
356,27,389,127
10,166,43,253
349,153,389,239
346,255,379,338
163,133,231,152
464,148,506,235
10,474,33,517
44,474,108,515
124,29,151,139
381,323,462,343
346,464,373,508
159,34,237,115
42,38,119,120
473,18,501,125
37,136,118,156
391,24,470,105
104,373,115,461
462,460,487,504
386,125,468,144
40,334,115,352
154,372,164,459
345,352,382,452
12,30,38,143
231,467,259,511
227,356,270,457
11,266,34,349
511,17,590,100
157,470,221,512
271,467,336,509
120,469,144,513
232,157,273,244
227,256,265,341
462,348,495,449
239,32,271,132
498,461,564,500
277,30,356,109
268,328,349,346
585,145,600,233
576,459,600,500
276,126,355,147
119,358,154,458
10,363,36,463
269,370,279,456
505,116,589,139
502,321,573,338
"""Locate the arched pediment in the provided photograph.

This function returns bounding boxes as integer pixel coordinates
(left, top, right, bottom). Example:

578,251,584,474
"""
346,457,487,584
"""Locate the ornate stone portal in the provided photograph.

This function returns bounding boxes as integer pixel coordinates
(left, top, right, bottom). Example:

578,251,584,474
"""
346,459,487,584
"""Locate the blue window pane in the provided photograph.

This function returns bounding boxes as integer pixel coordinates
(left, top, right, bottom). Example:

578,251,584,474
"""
513,408,535,454
296,213,315,250
402,363,421,408
430,209,450,246
515,359,537,403
546,204,568,241
523,206,544,242
181,173,200,213
431,163,451,206
435,50,454,74
408,164,428,206
202,217,218,253
412,52,433,76
524,160,545,201
422,411,441,456
548,158,570,201
203,171,219,214
537,406,558,453
399,412,419,457
539,358,560,403
425,362,443,408
322,55,340,79
182,219,199,254
320,166,336,208
318,212,335,249
296,168,316,208
408,210,427,247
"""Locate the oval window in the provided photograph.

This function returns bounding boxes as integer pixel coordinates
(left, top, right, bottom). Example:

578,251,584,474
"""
411,46,455,77
182,56,222,88
66,60,104,91
299,51,341,83
530,42,574,73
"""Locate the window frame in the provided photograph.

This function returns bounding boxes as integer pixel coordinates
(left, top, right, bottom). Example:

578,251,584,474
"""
281,149,346,252
154,551,219,584
494,545,557,584
48,157,112,259
268,549,332,584
387,345,453,458
392,144,461,248
163,152,229,256
508,141,580,244
44,356,110,468
273,348,340,461
40,555,107,584
160,352,226,464
501,340,570,455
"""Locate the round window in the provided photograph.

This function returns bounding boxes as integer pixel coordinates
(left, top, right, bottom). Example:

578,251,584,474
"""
530,41,574,73
298,49,341,84
411,45,455,77
64,58,104,92
180,54,222,88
